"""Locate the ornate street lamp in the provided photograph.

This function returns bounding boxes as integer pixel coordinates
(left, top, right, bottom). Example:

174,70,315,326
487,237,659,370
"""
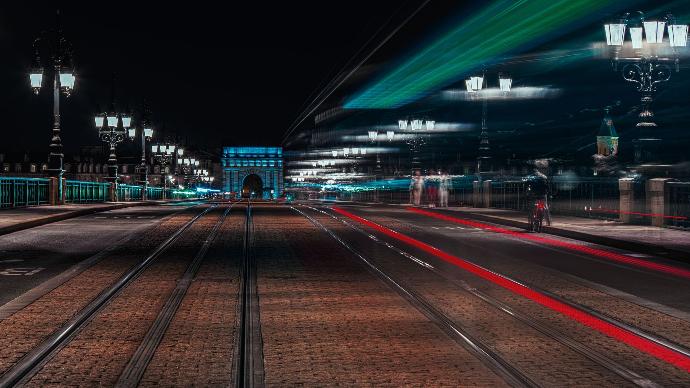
29,13,76,204
465,71,512,177
603,12,688,163
95,110,132,183
127,122,153,198
398,118,436,173
151,143,178,192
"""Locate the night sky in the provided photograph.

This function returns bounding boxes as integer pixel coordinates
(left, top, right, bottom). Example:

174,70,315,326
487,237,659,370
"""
1,2,689,163
0,2,414,152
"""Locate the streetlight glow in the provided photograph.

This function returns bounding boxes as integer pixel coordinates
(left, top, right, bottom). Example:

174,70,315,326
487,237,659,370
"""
94,114,105,128
630,26,644,49
386,130,395,141
59,72,75,90
643,21,665,43
121,115,132,128
499,76,512,93
29,72,43,90
604,23,626,45
466,76,484,92
107,114,118,128
669,24,689,46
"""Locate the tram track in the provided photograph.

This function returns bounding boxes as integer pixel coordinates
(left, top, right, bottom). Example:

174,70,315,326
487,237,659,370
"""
0,205,217,387
293,205,539,388
332,206,690,352
315,205,690,380
234,200,265,388
298,204,659,387
114,202,235,387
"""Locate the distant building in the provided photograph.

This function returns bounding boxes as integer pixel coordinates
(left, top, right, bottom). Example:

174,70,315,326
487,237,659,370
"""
596,111,619,157
221,147,283,199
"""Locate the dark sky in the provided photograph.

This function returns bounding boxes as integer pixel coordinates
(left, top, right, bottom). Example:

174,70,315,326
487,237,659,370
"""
2,1,689,164
0,2,418,153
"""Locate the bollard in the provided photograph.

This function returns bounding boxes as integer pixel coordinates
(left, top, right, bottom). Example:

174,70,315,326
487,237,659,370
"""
618,178,635,223
482,180,492,208
472,181,482,207
647,178,672,227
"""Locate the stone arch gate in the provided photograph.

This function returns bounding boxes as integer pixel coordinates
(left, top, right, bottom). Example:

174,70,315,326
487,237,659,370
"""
221,147,283,199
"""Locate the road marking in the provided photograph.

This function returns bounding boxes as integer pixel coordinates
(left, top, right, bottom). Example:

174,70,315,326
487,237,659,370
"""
0,259,24,264
0,267,45,276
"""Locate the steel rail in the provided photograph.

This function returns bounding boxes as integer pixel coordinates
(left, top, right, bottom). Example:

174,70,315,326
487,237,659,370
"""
292,206,538,388
318,205,690,373
0,205,217,388
302,205,659,387
349,207,690,359
115,203,235,387
235,199,265,388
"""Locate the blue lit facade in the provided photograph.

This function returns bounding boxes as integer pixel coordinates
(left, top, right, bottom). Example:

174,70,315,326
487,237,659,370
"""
221,147,283,199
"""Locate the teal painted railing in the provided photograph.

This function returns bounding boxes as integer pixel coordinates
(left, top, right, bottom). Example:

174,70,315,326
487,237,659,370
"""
146,186,165,200
117,184,143,201
0,177,50,208
65,180,110,203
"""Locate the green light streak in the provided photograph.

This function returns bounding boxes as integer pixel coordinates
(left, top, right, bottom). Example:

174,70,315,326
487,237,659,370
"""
345,0,628,109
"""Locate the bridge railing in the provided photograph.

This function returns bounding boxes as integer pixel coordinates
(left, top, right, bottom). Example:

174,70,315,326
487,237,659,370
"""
65,180,110,203
146,186,165,200
0,177,50,208
549,178,620,220
666,182,690,229
117,184,144,201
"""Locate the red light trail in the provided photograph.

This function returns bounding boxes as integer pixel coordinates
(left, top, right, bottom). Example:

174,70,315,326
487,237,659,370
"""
331,206,690,372
407,207,690,280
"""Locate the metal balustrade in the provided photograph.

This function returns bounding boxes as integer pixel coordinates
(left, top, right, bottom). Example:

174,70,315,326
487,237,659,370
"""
667,182,690,229
65,180,109,203
0,177,50,208
117,184,144,201
549,178,620,219
146,186,165,200
0,176,194,208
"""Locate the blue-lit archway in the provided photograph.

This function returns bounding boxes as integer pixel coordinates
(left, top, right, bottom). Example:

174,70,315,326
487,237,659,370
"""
221,147,283,199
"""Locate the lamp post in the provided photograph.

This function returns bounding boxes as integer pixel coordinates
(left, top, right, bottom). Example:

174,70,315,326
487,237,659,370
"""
399,118,435,173
95,110,132,183
127,124,153,198
465,72,512,177
603,12,688,163
151,143,177,193
29,15,76,204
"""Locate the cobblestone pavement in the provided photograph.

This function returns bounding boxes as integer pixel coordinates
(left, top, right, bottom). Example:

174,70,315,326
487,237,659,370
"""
4,202,689,386
138,206,243,387
254,205,507,387
23,207,222,387
340,207,690,385
0,207,197,376
356,208,690,349
302,206,634,386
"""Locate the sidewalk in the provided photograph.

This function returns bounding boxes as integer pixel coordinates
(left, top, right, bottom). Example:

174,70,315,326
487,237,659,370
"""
438,207,690,262
0,201,180,237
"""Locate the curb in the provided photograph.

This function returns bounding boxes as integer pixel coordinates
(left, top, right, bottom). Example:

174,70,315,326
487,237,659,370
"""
441,208,690,263
0,200,194,237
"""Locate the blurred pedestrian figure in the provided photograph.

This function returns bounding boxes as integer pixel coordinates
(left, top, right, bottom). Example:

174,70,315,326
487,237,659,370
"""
427,171,438,207
439,172,449,207
412,170,423,206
